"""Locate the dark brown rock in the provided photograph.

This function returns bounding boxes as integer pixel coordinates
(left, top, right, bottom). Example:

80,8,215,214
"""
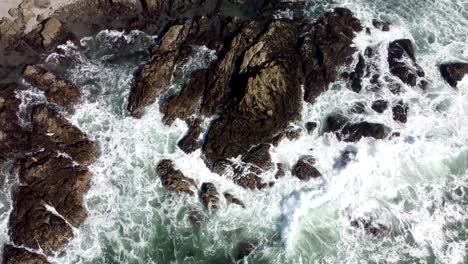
199,182,219,209
177,119,203,154
371,100,388,113
302,8,362,102
305,122,317,134
348,55,366,93
372,19,390,31
392,100,409,123
31,105,98,166
292,155,321,181
275,163,286,179
224,192,246,208
325,115,389,142
10,151,92,255
23,65,81,109
388,39,425,87
156,159,196,195
440,63,468,88
234,173,265,190
241,143,272,173
39,17,73,50
2,245,49,264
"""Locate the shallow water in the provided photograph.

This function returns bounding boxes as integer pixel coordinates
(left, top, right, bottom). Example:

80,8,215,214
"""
1,0,468,263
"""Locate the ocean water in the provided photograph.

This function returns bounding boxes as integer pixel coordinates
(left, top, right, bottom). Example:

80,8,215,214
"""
1,0,468,263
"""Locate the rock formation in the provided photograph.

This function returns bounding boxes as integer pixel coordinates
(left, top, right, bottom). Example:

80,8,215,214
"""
440,63,468,88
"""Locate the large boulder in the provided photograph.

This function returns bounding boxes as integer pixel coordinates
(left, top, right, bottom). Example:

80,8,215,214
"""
440,63,468,88
23,65,81,109
156,159,196,195
39,17,73,50
325,115,390,142
387,39,425,87
292,155,321,181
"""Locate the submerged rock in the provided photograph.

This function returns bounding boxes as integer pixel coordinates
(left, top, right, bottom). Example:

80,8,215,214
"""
224,192,246,208
439,63,468,88
387,39,425,87
23,65,81,108
2,245,49,264
305,122,318,134
157,159,196,195
350,217,389,236
292,155,321,181
372,19,390,31
199,182,220,209
325,115,389,142
392,100,409,123
274,163,286,179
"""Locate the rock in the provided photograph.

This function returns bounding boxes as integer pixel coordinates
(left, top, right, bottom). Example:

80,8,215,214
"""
440,63,468,88
10,150,92,255
156,159,196,195
372,19,390,31
177,118,203,154
39,17,71,50
325,115,390,142
31,105,98,166
224,192,245,208
234,173,265,190
199,182,219,209
188,211,203,227
392,100,409,123
305,122,317,134
203,20,304,168
2,245,49,264
23,65,81,109
302,8,362,102
275,163,286,179
371,99,388,113
162,70,207,125
387,39,425,87
0,84,28,165
292,155,321,181
236,242,255,260
348,55,366,93
241,143,272,173
127,22,191,118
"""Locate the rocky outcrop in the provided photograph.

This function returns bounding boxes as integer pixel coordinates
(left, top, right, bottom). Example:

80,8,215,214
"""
23,65,81,108
292,155,321,181
392,100,409,123
2,245,48,264
7,104,97,257
387,39,425,87
199,182,219,209
241,144,272,173
440,63,468,88
177,118,203,154
39,17,72,50
325,115,390,142
371,100,388,113
156,159,196,195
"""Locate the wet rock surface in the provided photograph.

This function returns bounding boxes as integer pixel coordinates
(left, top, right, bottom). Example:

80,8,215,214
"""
392,100,409,123
371,100,389,113
292,155,321,181
224,192,245,208
2,245,49,264
177,118,203,154
199,182,219,209
325,115,390,142
157,159,196,195
23,65,81,108
387,39,425,87
440,63,468,88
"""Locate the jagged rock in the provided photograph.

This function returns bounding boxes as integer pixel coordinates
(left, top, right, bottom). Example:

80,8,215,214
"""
371,100,388,113
162,70,207,125
372,19,390,31
127,22,191,117
2,245,49,264
274,163,286,179
31,105,98,166
388,39,425,87
23,65,81,109
10,150,92,255
234,173,266,190
325,115,390,142
241,143,272,173
392,100,409,123
305,122,317,134
292,155,321,181
349,55,366,93
177,118,203,154
224,192,245,208
0,84,28,165
199,182,219,209
301,8,362,102
157,159,196,195
440,63,468,88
